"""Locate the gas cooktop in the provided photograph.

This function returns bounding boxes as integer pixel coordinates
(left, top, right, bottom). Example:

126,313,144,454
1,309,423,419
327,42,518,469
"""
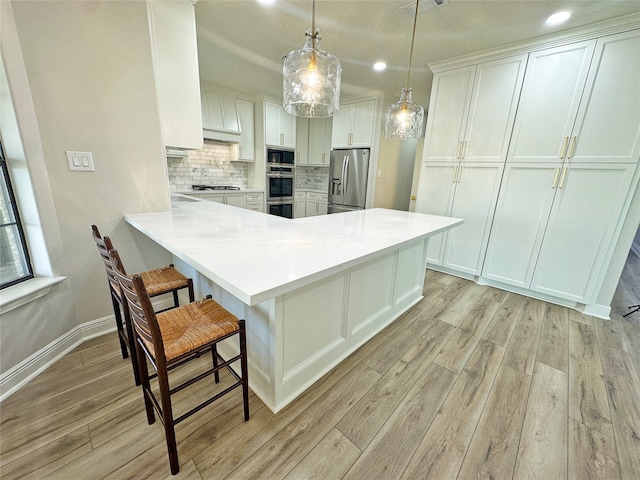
191,185,241,191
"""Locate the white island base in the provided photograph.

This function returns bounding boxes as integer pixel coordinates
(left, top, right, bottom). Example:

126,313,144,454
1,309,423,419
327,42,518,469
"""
126,202,462,412
175,238,427,412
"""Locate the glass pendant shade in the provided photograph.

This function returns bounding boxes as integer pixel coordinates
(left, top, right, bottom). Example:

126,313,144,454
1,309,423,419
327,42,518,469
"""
283,29,341,118
385,87,424,139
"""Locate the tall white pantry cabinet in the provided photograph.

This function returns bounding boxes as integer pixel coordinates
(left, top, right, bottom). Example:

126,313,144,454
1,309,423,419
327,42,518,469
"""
416,25,640,313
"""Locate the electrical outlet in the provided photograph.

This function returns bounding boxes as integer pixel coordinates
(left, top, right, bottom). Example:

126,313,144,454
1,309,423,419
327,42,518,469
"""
66,151,95,171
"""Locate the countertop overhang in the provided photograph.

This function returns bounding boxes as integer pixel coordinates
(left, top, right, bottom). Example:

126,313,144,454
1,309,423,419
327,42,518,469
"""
125,202,463,306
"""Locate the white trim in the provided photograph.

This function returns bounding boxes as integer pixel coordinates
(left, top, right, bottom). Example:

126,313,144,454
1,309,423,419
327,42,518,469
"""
0,297,174,402
582,303,611,320
0,276,66,315
631,241,640,259
429,13,640,73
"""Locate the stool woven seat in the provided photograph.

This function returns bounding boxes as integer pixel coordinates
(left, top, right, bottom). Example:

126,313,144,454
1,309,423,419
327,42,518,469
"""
149,298,239,361
109,248,250,476
91,225,194,385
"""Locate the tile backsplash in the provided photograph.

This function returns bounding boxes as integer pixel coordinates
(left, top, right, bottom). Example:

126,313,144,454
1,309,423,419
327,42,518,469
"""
296,166,329,192
167,140,329,193
168,140,248,192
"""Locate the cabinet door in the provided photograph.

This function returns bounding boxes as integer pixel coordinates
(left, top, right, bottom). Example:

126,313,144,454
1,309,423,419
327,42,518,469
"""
201,90,225,130
423,66,475,162
200,194,224,203
294,193,306,218
281,110,297,148
296,118,309,165
331,104,353,148
414,163,458,265
508,40,596,163
443,163,505,275
308,118,331,165
350,100,376,147
531,163,636,302
265,101,283,146
225,194,247,209
237,99,255,161
570,31,640,164
482,163,559,287
463,55,527,163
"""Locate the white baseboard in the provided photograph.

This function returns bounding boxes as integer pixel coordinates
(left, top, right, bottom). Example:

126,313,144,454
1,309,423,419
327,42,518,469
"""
0,298,174,402
582,303,611,320
631,241,640,259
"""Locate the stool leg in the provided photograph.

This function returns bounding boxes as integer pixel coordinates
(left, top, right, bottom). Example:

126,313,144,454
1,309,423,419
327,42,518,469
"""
136,340,155,426
157,364,179,475
239,320,250,421
187,278,195,303
211,344,220,384
172,290,179,309
111,294,128,359
122,303,141,386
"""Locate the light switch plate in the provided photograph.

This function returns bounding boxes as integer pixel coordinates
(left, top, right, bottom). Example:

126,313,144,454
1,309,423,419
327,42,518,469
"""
66,151,95,171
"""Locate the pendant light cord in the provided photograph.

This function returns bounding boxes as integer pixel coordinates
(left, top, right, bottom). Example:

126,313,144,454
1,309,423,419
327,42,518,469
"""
406,0,420,88
310,0,317,45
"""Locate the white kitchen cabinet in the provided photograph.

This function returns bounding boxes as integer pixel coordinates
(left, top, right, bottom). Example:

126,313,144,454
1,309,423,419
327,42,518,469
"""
236,99,255,161
246,192,264,212
296,118,309,165
147,0,202,149
424,55,527,164
197,192,247,209
201,89,240,133
306,192,328,217
265,100,296,148
297,117,332,166
507,41,596,163
416,162,504,275
484,162,636,303
294,191,306,218
530,163,636,302
308,118,332,165
331,99,375,148
569,30,640,164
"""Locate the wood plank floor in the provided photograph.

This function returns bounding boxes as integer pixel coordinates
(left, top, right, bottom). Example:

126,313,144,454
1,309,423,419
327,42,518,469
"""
1,253,639,479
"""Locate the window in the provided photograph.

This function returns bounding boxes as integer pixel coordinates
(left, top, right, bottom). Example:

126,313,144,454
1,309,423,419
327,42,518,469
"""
0,139,33,288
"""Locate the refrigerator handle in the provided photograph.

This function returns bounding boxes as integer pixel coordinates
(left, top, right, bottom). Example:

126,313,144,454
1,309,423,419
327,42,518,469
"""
344,155,350,194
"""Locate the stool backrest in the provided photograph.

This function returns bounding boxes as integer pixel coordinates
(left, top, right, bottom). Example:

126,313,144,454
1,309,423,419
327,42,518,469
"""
109,248,165,364
91,225,126,298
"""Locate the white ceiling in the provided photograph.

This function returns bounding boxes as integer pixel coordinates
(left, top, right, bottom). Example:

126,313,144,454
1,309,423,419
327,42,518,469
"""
195,0,640,108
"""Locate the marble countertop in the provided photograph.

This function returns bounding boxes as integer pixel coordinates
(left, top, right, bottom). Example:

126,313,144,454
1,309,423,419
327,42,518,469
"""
125,202,463,306
176,188,264,195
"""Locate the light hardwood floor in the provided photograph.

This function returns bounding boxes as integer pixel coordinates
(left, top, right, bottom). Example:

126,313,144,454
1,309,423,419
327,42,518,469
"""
1,256,639,479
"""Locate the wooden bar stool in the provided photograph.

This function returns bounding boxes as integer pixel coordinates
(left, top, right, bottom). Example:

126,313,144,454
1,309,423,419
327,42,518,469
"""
91,225,194,385
109,248,250,476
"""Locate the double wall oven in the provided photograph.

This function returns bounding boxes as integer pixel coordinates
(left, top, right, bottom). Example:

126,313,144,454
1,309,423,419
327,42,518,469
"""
266,148,295,219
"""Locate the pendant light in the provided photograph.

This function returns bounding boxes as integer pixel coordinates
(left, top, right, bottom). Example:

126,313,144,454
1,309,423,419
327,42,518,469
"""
384,0,425,138
283,0,342,118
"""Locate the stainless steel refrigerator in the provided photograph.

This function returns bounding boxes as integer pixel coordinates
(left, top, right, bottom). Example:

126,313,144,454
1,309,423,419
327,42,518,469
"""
327,148,369,214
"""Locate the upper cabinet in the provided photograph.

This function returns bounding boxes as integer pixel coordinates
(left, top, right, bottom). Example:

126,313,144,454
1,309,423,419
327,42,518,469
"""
423,55,527,163
297,117,332,166
147,0,202,149
332,99,375,148
236,98,255,161
265,100,296,148
201,88,242,143
507,32,640,165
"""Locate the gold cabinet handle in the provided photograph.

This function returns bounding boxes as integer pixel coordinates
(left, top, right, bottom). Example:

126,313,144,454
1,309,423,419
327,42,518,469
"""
457,166,463,183
322,153,326,163
551,167,560,188
567,136,578,159
455,141,462,160
559,166,568,188
559,136,569,159
461,141,467,160
452,166,458,183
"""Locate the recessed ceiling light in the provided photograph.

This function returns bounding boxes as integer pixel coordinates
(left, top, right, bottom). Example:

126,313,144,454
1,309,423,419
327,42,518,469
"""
546,11,571,26
373,62,387,72
257,0,275,6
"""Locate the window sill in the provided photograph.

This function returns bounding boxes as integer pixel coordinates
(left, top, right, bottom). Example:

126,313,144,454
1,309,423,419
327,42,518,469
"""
0,276,66,315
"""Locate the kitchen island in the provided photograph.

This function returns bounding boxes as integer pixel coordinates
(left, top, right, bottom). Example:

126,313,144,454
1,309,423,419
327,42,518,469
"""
126,199,462,412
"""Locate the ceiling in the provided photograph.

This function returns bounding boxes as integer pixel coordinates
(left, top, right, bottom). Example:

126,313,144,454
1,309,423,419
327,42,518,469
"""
195,1,640,109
